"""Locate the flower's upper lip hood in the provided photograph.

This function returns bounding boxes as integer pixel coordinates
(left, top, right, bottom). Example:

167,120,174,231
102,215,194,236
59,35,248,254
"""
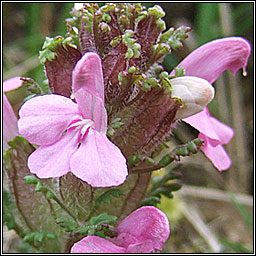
171,36,251,84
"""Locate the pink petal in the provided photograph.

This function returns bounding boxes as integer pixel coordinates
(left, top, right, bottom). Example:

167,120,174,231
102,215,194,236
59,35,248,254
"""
199,133,232,171
126,240,154,253
3,94,18,151
28,128,78,178
208,115,234,144
74,89,108,134
18,94,80,146
172,37,251,83
70,128,128,187
72,52,107,134
183,108,220,146
183,108,234,146
3,76,23,92
72,52,105,102
115,206,170,252
71,236,126,253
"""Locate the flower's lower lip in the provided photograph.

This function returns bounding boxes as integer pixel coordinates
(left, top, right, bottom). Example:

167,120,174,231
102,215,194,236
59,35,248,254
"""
68,119,94,130
66,119,95,142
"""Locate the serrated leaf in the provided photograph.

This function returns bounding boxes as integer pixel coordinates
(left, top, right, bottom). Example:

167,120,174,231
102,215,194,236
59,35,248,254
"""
23,232,56,246
24,175,39,185
56,217,78,233
140,196,161,207
76,226,89,235
89,212,117,226
95,189,124,207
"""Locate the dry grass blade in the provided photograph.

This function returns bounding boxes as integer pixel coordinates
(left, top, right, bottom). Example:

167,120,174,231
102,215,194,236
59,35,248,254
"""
181,202,223,253
3,55,40,80
177,185,253,207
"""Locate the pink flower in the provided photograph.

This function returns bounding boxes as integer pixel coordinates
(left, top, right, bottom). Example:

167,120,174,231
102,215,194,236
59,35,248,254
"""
173,37,251,170
3,77,23,151
18,53,128,187
71,206,170,253
184,108,234,170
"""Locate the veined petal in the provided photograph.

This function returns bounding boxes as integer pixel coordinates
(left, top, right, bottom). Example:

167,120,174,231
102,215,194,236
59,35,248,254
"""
172,37,251,83
3,76,23,92
115,206,170,252
74,89,108,134
70,129,128,187
18,94,80,146
71,236,126,253
171,76,214,119
3,94,19,151
72,52,105,102
28,128,78,178
198,133,232,171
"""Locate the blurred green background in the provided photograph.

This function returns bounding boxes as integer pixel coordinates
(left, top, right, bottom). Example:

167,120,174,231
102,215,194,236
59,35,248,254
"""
3,2,254,254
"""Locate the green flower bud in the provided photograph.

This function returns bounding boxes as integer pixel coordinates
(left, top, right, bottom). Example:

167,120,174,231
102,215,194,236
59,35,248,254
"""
148,5,165,18
128,66,137,73
155,18,166,31
99,22,111,33
160,27,175,43
110,36,121,47
125,47,134,58
102,13,111,23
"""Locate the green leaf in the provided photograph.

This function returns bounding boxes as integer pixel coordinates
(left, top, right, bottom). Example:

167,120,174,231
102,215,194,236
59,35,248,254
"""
23,232,56,247
3,188,14,209
24,175,39,185
95,189,124,207
55,217,78,233
152,170,182,190
107,118,124,136
76,226,89,235
89,212,117,226
35,182,48,193
128,153,143,166
140,196,161,207
158,138,204,167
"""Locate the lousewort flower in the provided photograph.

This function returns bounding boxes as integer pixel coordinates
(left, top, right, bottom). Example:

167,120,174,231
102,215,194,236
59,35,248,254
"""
172,37,251,170
184,108,234,170
3,77,23,151
18,53,128,187
71,206,170,253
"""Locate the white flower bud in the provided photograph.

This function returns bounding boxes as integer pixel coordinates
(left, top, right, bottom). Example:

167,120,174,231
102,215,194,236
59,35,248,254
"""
171,76,215,119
